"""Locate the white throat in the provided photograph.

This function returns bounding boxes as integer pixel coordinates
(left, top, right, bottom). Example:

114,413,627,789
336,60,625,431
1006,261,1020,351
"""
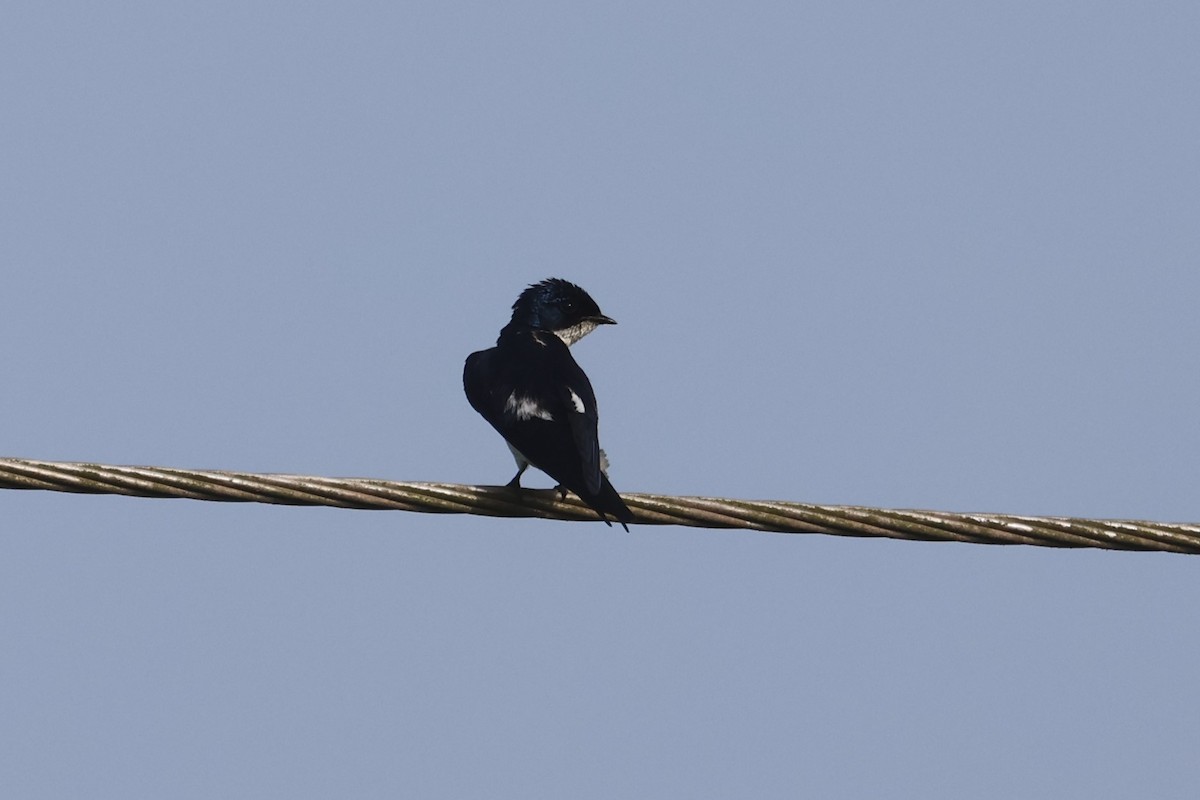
553,319,599,346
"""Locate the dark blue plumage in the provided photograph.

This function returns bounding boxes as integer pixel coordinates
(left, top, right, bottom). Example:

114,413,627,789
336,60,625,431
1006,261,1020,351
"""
464,279,633,530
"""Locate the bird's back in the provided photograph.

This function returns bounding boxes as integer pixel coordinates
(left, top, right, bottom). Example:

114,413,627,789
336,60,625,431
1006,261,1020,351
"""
464,331,633,529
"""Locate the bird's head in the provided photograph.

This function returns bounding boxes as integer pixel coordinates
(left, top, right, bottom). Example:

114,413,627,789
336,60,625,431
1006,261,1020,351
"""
508,278,616,345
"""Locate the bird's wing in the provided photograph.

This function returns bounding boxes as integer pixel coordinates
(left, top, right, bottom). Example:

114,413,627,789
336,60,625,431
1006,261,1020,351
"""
463,349,502,422
553,358,604,496
465,347,550,441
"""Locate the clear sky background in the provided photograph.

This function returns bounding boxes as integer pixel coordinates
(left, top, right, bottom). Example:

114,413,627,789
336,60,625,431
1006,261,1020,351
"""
3,2,1199,797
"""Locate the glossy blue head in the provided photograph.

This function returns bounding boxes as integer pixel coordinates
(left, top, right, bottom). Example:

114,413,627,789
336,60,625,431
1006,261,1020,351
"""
507,278,616,345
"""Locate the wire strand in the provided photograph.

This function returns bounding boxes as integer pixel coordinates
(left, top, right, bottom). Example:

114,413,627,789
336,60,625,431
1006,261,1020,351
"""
2,457,1196,554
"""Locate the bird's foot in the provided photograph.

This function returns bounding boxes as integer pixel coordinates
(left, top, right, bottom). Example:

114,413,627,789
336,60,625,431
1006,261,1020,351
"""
505,461,530,492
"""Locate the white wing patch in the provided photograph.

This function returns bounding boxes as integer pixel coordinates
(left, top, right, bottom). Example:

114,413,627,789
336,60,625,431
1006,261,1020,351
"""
505,393,553,421
568,388,586,414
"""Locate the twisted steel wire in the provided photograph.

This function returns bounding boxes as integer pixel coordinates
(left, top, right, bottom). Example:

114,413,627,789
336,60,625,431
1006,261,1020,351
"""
2,457,1197,554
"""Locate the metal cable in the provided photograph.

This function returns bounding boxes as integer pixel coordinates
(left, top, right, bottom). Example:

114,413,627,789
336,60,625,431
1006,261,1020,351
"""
1,457,1196,554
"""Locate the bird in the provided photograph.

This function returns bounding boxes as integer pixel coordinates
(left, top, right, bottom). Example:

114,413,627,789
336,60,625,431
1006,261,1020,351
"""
463,278,634,531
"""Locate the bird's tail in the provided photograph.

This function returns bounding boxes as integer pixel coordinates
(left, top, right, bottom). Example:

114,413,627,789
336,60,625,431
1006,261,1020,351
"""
589,476,634,532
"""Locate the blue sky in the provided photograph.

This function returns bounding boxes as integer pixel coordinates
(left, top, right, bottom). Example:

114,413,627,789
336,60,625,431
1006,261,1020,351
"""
3,3,1199,797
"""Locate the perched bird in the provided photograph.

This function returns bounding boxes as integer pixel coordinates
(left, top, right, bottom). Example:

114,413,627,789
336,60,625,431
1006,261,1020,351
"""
464,278,634,530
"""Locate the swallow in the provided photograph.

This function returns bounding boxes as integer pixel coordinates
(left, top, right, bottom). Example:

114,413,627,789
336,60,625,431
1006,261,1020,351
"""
464,278,633,530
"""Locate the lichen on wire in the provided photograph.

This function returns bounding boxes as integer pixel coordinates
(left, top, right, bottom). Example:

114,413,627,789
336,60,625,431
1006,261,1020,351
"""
1,457,1197,554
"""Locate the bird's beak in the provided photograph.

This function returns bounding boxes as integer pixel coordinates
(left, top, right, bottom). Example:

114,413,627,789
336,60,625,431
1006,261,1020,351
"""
591,315,617,326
